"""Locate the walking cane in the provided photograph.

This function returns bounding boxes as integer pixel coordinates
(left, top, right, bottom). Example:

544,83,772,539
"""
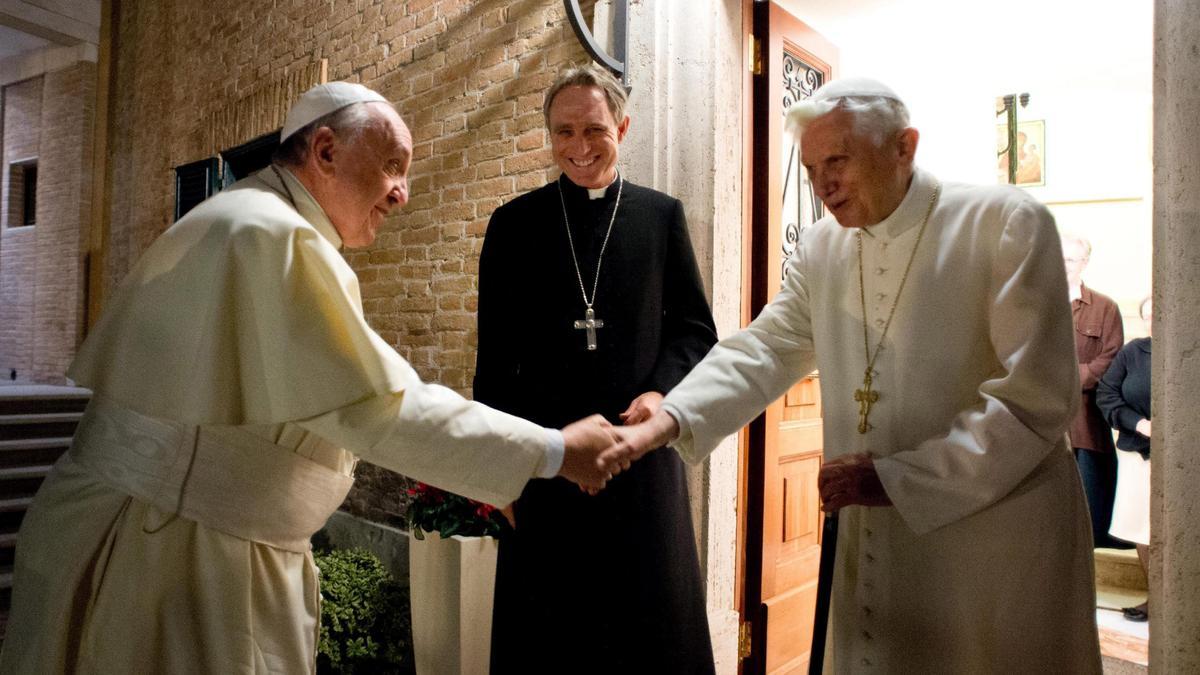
808,512,838,675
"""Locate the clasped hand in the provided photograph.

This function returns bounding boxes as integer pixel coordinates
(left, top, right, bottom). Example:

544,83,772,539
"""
557,415,633,493
558,393,673,494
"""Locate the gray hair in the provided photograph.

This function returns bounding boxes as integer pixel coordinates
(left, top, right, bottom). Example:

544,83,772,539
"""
1061,233,1093,259
785,95,910,148
543,63,628,127
273,102,380,167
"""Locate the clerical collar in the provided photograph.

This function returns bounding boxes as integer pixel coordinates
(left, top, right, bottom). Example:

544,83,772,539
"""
266,165,343,249
560,173,620,201
861,167,937,240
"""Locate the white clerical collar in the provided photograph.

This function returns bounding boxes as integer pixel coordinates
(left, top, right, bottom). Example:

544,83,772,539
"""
267,165,343,249
861,167,938,240
585,173,619,200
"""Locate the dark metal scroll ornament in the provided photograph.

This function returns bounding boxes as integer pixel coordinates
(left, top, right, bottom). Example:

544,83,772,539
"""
782,52,822,109
780,52,824,278
996,93,1030,184
564,0,629,89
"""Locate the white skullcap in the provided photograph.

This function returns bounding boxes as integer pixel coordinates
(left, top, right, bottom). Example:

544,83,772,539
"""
786,76,909,142
280,81,389,142
810,77,902,103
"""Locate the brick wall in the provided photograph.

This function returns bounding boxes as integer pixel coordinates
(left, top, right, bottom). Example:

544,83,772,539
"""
105,0,595,523
0,65,97,386
33,63,96,384
0,77,43,382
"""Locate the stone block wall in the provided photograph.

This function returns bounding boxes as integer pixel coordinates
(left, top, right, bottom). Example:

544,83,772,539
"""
104,0,595,522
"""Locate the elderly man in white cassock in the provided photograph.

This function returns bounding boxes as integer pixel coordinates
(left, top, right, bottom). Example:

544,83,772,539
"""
0,82,630,674
609,78,1101,672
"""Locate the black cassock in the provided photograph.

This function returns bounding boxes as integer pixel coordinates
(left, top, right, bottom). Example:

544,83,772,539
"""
475,176,719,674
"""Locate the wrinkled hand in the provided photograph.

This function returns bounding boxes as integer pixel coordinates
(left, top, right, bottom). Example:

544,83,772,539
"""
620,391,664,425
818,453,892,513
1135,418,1151,438
559,414,630,493
600,409,680,468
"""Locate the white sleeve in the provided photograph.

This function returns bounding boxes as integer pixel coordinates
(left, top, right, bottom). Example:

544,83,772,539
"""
663,246,818,464
297,370,554,507
873,199,1080,534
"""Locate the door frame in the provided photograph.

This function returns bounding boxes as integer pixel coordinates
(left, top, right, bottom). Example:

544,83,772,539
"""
738,2,837,672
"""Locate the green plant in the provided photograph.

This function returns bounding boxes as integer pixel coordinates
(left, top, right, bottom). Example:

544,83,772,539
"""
404,482,509,540
314,547,411,674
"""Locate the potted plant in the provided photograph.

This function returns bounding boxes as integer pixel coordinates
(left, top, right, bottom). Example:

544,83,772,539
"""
404,483,509,674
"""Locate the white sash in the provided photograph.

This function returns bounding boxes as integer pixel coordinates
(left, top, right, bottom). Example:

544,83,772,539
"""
67,397,353,553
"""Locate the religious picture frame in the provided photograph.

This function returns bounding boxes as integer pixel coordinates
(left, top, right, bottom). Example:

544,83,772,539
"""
996,119,1046,187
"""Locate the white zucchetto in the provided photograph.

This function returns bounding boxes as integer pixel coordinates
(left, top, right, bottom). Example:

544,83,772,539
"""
280,82,389,142
810,77,903,103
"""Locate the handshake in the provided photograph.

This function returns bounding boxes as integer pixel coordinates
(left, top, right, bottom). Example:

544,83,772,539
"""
555,406,681,493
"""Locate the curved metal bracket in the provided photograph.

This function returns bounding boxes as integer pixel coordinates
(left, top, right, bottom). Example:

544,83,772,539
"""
564,0,629,90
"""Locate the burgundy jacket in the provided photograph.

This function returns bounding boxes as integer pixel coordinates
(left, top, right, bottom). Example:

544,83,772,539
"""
1070,284,1124,452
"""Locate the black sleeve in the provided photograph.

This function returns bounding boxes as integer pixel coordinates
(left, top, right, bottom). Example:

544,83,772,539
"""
1096,345,1139,433
646,198,719,394
473,205,520,411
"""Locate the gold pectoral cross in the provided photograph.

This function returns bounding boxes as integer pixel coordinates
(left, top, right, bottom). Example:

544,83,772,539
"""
854,368,879,434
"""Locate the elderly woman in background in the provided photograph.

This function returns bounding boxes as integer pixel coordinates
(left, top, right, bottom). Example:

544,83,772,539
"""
1097,296,1153,622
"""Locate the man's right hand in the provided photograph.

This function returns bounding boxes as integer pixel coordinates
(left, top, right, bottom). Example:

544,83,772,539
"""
558,414,632,493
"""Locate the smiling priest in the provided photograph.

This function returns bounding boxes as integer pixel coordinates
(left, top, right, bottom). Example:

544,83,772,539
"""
609,78,1103,673
475,64,719,673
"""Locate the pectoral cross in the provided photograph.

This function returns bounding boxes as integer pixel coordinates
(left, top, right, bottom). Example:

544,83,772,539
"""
574,307,605,351
854,368,879,434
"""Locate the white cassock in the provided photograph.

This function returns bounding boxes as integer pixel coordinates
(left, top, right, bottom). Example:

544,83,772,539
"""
0,167,554,674
662,168,1101,673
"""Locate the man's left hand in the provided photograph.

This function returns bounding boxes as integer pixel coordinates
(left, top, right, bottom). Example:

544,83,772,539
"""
619,391,664,425
818,453,892,512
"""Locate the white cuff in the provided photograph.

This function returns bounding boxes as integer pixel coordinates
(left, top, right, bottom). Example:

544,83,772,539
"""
660,403,689,444
539,428,565,478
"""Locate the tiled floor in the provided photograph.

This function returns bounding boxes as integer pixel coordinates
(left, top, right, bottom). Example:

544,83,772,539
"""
1097,582,1148,667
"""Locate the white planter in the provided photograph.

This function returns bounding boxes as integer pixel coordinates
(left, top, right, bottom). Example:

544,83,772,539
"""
408,534,499,675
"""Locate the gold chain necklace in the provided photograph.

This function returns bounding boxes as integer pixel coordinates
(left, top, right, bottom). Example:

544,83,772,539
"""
853,182,940,433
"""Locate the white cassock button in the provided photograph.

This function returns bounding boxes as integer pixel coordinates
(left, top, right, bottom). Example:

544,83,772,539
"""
875,267,888,275
874,318,885,328
875,292,887,301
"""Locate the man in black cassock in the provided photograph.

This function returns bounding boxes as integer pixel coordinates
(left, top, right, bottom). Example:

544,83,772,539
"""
475,64,719,673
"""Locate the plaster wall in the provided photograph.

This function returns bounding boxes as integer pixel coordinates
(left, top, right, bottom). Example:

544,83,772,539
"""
1151,1,1200,669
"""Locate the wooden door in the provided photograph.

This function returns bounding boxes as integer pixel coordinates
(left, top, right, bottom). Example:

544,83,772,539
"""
741,4,838,673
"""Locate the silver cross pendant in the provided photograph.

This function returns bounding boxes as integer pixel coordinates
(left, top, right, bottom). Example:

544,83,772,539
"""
573,307,605,351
